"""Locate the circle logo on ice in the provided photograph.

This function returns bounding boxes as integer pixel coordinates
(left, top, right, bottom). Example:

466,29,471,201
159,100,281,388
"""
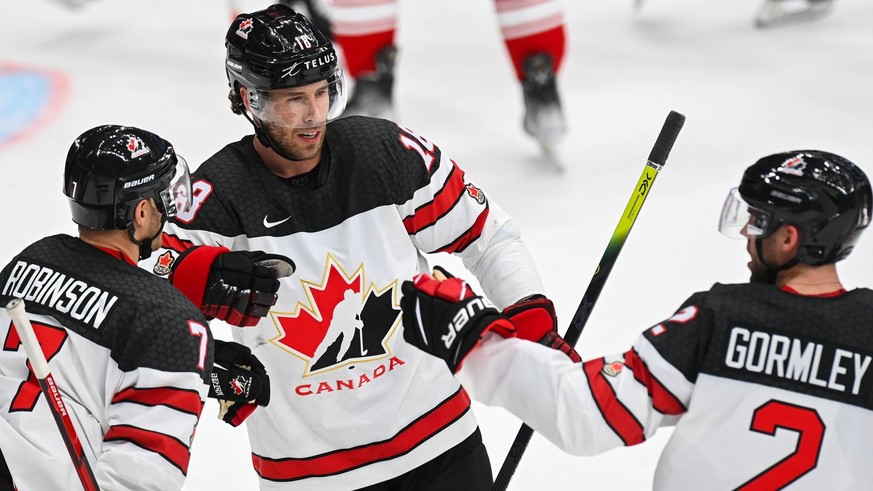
0,64,68,152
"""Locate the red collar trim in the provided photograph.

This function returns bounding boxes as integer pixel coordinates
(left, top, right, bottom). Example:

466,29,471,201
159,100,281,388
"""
780,285,847,298
95,246,137,266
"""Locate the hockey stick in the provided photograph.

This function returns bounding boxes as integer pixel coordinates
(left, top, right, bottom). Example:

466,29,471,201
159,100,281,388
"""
5,298,101,491
492,110,686,491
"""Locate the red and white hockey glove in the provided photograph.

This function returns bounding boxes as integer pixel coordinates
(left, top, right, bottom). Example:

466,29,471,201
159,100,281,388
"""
401,270,515,373
210,340,270,427
170,246,295,327
504,295,580,363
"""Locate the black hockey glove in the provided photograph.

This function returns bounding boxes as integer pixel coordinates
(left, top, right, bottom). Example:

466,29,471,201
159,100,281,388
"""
504,295,580,363
401,271,515,373
170,246,295,327
209,340,270,427
203,251,295,326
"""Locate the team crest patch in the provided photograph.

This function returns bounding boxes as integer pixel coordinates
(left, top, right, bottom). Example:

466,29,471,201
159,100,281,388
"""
153,251,175,276
127,135,150,158
236,18,254,39
778,156,806,176
270,253,402,377
602,360,625,377
230,375,250,397
465,184,486,205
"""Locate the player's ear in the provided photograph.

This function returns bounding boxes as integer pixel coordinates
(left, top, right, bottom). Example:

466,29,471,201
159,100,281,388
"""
131,198,153,232
781,224,802,252
239,85,252,112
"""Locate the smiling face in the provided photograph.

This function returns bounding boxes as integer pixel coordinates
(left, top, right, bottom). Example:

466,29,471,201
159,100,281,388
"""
243,80,331,162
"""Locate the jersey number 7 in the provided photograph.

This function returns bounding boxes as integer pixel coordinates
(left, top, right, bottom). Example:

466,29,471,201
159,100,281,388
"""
4,320,68,412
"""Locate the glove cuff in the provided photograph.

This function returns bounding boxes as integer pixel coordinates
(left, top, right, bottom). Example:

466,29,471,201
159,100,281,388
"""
169,246,231,308
503,295,557,342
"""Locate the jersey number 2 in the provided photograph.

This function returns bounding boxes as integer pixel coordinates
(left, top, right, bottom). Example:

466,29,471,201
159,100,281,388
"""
4,320,68,412
736,400,825,491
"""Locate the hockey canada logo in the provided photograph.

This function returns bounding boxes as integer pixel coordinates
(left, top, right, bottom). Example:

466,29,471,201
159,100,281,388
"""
270,254,402,376
465,184,486,205
153,251,175,276
229,375,250,397
127,135,150,158
602,360,625,377
236,18,254,39
778,156,806,176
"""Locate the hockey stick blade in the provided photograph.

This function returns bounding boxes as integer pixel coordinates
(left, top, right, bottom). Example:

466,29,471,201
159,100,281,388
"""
492,110,685,491
5,298,101,491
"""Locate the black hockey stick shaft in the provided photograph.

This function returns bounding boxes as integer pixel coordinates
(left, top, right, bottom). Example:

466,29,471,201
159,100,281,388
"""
492,111,685,491
5,299,101,491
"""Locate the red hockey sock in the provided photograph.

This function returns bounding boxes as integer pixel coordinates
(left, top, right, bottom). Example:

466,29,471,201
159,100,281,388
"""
504,25,565,80
334,30,395,78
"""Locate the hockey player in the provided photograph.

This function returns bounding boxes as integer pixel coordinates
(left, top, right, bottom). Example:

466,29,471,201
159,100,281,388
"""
327,0,567,150
0,125,275,490
141,4,554,490
401,150,873,489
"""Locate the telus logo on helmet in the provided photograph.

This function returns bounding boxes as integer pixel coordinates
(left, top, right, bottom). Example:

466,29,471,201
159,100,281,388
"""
281,52,337,79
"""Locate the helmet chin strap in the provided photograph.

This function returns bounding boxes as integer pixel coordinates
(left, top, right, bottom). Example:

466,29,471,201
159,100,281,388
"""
754,238,800,284
127,215,167,261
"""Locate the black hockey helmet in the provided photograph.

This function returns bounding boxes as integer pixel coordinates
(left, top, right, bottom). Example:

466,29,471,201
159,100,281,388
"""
63,125,192,231
225,4,346,126
720,150,871,265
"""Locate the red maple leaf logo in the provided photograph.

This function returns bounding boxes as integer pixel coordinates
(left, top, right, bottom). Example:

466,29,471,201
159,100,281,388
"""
273,256,362,360
156,251,173,269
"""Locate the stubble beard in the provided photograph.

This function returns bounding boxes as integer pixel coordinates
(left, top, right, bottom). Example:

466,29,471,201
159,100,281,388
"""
264,122,325,162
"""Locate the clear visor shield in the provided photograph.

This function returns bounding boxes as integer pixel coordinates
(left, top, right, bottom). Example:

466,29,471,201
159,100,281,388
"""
159,156,192,218
719,187,771,239
247,73,347,129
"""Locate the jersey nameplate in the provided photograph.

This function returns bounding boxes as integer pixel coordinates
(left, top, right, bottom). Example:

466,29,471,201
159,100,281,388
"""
722,325,873,408
2,260,120,331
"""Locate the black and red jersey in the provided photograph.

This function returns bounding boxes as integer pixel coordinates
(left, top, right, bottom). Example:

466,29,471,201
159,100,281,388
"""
0,234,212,490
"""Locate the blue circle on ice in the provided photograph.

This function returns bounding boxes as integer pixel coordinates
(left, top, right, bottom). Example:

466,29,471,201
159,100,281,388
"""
0,69,53,146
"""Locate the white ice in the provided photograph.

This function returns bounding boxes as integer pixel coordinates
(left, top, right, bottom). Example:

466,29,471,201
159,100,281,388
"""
1,0,871,489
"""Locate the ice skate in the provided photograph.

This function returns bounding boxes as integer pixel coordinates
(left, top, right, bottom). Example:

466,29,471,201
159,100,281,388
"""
341,46,396,120
755,0,834,28
521,53,567,167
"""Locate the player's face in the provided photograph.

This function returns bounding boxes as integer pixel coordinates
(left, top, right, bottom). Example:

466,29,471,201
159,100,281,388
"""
260,82,329,161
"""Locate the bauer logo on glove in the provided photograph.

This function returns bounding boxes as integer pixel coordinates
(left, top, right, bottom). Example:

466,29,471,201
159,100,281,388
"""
441,296,500,349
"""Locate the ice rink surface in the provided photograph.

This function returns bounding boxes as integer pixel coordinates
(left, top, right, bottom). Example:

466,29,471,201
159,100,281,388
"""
1,0,872,488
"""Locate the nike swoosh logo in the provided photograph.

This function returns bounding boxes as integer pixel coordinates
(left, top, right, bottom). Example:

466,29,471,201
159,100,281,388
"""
263,215,291,228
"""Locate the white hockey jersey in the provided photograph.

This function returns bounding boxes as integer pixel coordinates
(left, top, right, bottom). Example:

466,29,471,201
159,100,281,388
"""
140,117,544,490
459,283,873,490
0,235,212,490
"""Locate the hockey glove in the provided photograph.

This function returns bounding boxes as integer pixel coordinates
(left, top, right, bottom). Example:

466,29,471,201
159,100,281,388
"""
170,246,295,327
209,340,270,427
504,295,580,363
401,271,515,373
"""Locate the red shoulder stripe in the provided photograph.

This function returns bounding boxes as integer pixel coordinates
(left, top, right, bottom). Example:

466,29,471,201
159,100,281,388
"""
583,358,645,446
403,163,466,234
161,233,196,254
624,349,686,415
112,387,204,416
252,388,472,482
104,424,191,474
435,205,490,254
